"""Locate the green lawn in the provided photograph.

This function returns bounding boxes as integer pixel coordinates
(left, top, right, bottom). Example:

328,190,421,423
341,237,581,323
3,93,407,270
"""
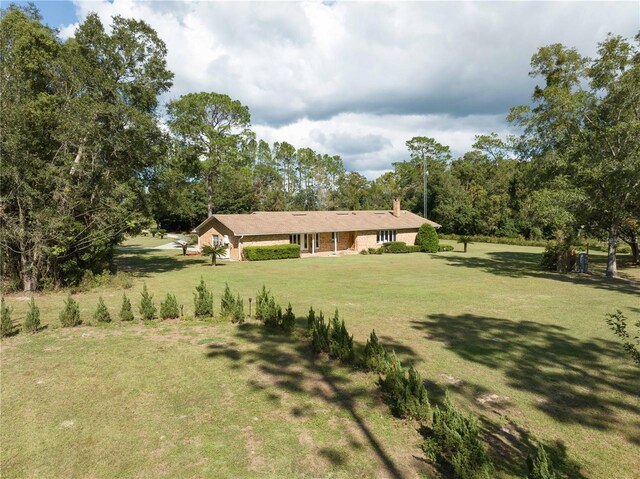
2,240,639,478
119,235,176,248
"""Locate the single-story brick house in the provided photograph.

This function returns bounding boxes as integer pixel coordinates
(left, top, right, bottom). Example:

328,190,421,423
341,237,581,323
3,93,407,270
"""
194,199,440,261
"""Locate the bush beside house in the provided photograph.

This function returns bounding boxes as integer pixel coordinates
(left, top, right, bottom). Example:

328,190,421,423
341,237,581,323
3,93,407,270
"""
243,244,300,261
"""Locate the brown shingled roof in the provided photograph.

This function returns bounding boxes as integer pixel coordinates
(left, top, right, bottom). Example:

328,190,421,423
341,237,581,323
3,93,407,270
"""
195,210,440,236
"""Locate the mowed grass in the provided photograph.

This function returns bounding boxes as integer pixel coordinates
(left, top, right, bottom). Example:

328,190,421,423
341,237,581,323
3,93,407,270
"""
2,240,639,478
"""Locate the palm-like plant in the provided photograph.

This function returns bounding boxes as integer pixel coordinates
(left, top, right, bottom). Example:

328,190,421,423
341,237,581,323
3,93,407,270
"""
457,235,473,253
202,244,228,265
174,235,197,256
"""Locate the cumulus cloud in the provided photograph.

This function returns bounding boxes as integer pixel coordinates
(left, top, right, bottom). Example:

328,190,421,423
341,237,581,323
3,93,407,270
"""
62,0,638,177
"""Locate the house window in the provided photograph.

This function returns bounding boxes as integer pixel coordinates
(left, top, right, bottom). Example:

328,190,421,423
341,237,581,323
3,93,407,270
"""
377,230,397,243
290,233,308,250
211,235,221,246
314,233,320,250
331,232,339,242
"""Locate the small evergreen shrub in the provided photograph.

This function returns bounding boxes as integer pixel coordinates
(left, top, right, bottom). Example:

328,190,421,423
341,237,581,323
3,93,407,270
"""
438,244,454,252
382,241,409,253
255,285,286,329
306,306,316,333
368,247,384,255
328,310,355,363
311,311,330,354
282,303,296,332
1,299,15,337
243,244,300,261
363,329,390,373
94,297,112,323
527,444,557,479
24,298,41,333
119,293,134,321
380,352,431,421
193,278,214,318
157,228,167,239
359,249,369,255
415,223,439,253
220,283,235,318
59,295,81,327
139,284,157,321
232,293,245,324
424,392,493,479
160,293,179,320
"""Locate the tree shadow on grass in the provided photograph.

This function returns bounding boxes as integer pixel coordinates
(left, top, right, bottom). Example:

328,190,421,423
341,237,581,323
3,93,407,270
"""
114,249,203,275
205,323,425,479
432,251,639,296
411,313,640,434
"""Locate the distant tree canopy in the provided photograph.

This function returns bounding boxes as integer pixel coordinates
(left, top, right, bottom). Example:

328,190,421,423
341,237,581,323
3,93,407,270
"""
1,4,637,289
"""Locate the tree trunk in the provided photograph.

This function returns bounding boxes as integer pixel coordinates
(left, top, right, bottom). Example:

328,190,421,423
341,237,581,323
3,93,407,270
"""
606,225,618,278
212,254,216,266
207,170,214,217
630,235,639,265
464,242,468,253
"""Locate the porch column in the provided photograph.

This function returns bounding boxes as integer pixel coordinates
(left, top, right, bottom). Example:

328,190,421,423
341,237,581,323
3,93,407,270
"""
334,232,337,255
312,234,315,255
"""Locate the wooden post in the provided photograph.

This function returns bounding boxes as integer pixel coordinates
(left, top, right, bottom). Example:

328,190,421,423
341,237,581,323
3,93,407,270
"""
334,232,337,255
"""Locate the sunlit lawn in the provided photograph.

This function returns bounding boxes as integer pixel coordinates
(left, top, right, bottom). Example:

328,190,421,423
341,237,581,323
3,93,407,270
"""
2,239,638,478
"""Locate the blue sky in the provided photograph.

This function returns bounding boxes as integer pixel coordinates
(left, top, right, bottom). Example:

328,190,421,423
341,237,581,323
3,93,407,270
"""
11,1,639,178
13,0,78,29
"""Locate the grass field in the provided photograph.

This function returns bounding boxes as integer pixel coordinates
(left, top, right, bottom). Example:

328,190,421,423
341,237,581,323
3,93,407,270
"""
2,240,639,478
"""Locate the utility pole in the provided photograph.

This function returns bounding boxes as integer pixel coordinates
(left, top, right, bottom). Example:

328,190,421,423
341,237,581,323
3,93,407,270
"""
423,156,428,219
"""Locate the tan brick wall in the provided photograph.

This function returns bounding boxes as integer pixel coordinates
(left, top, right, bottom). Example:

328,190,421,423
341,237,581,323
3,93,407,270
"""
198,219,239,260
355,229,418,251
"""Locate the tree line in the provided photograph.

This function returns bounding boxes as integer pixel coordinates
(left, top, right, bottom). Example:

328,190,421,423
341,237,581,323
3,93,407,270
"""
1,5,638,290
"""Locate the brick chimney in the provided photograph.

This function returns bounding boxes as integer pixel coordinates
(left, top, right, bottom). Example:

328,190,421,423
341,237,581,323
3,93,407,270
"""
392,198,400,217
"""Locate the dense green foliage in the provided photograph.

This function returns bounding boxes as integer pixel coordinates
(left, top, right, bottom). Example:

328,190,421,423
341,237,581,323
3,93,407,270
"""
255,285,291,331
415,224,439,253
424,393,493,479
0,6,172,291
193,278,213,318
1,299,15,337
381,241,421,253
94,297,111,323
243,244,301,261
23,297,40,333
139,284,157,321
527,444,558,479
59,295,81,327
119,293,134,322
605,310,640,365
160,293,179,320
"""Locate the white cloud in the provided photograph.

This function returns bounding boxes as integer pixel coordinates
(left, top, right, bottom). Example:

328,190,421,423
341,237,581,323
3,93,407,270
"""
64,0,639,177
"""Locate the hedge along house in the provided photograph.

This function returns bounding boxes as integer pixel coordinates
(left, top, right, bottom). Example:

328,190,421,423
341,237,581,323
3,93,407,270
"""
194,199,440,261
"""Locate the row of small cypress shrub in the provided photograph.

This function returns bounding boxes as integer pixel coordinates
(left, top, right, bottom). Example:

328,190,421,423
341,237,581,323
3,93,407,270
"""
255,285,295,332
1,279,251,334
243,244,301,261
